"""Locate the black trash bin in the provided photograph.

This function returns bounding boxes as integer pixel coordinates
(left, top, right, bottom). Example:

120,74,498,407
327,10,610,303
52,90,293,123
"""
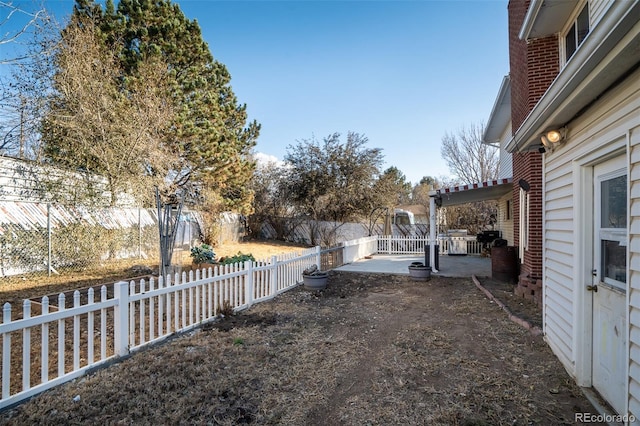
424,244,440,270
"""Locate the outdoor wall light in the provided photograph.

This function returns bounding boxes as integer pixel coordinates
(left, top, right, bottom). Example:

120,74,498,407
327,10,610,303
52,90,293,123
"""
540,128,567,148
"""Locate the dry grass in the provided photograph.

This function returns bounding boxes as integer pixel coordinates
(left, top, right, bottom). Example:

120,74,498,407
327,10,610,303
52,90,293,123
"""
0,240,307,306
0,272,598,425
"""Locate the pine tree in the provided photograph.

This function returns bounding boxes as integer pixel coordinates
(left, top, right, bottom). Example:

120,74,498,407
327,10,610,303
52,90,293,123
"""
43,0,260,212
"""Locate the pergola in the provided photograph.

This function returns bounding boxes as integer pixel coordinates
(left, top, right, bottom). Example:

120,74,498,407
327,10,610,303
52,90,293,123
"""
427,178,513,271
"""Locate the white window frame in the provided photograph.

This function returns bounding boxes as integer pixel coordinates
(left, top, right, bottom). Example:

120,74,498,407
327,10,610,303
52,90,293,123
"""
560,1,590,66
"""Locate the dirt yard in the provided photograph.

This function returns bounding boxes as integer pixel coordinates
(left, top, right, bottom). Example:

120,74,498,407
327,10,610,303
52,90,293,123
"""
0,271,601,425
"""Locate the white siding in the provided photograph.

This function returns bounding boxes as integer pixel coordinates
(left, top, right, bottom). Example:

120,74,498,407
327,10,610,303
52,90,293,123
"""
543,157,575,370
498,192,514,245
498,123,513,179
629,126,640,419
589,0,613,29
496,118,513,246
543,68,640,416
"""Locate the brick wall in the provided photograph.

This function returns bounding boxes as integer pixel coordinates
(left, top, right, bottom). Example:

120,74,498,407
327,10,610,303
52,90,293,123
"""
527,37,560,111
513,152,543,276
508,0,530,131
509,0,560,130
508,0,559,293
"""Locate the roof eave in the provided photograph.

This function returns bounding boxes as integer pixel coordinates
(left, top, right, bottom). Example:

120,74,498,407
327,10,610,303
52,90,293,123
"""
482,75,512,145
507,1,640,153
519,0,578,40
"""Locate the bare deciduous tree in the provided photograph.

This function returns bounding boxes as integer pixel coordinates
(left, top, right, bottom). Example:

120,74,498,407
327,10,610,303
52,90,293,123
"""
42,18,177,206
0,1,48,64
248,158,297,241
0,2,56,158
439,124,500,235
440,122,498,184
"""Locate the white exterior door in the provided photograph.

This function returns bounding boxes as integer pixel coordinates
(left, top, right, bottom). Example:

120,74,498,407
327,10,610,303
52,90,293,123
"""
591,155,627,415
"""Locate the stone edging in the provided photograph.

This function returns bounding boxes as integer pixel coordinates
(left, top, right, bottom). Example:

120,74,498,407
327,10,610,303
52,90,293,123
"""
471,275,543,337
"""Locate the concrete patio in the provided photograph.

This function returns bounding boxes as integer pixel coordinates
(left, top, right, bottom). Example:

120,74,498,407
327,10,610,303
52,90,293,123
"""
336,253,491,278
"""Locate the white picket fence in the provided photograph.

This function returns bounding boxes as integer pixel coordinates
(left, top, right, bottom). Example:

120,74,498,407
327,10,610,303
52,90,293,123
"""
0,234,485,410
376,235,483,256
0,246,323,410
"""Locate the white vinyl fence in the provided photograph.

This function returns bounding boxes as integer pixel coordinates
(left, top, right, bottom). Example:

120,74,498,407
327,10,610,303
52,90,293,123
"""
0,246,323,410
0,235,486,410
377,235,483,256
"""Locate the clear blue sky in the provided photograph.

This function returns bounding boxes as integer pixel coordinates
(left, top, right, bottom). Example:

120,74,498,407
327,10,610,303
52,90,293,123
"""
7,0,509,186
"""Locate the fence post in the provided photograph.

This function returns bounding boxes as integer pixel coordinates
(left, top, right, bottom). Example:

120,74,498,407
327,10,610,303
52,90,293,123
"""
245,260,254,307
315,246,321,270
271,255,278,296
114,281,130,357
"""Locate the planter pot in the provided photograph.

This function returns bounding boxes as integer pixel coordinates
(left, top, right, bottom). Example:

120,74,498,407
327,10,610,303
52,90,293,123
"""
408,265,432,281
303,272,329,290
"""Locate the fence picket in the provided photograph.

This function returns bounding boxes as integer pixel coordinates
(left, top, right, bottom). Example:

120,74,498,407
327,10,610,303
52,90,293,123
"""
87,289,94,365
195,280,201,324
149,278,155,342
22,300,30,391
173,275,179,332
73,291,81,371
100,286,107,360
139,280,146,346
57,293,65,377
41,297,49,383
129,282,135,348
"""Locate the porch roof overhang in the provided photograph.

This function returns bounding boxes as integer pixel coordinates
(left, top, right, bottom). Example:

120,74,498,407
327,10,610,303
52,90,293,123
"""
428,178,513,207
506,0,640,153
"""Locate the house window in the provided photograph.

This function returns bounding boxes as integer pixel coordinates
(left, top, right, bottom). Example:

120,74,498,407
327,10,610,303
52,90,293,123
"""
564,3,589,63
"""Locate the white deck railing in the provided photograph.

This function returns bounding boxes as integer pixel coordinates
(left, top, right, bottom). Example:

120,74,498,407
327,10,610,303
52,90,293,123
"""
376,235,483,256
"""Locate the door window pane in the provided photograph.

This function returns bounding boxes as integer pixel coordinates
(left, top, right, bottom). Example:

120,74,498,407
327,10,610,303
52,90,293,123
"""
601,239,626,284
601,175,626,228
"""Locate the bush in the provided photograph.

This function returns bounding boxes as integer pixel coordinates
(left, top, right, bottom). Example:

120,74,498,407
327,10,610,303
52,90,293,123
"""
190,244,215,265
219,252,255,265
